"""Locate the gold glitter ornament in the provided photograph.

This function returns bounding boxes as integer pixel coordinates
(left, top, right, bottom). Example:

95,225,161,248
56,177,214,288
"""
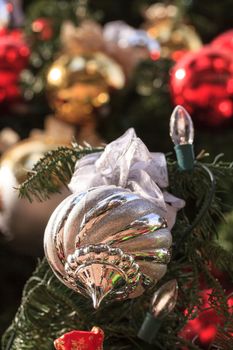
46,52,125,124
143,3,202,60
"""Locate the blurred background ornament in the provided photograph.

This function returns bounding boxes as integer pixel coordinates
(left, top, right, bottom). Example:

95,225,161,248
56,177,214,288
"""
60,20,104,56
0,28,29,104
47,19,160,128
46,52,125,125
0,127,19,153
31,17,54,41
45,19,128,136
0,131,70,255
0,0,24,29
170,46,233,127
103,21,160,76
143,2,202,61
44,185,172,308
0,0,9,28
8,0,24,27
211,29,233,53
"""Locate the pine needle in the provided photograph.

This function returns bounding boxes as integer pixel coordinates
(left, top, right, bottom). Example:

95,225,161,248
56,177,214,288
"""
18,145,103,202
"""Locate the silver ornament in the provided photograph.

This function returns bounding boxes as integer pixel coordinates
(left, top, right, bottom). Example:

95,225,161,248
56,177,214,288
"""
44,185,172,308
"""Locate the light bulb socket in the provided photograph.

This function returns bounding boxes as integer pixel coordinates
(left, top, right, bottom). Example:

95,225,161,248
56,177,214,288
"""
137,312,163,344
174,144,195,171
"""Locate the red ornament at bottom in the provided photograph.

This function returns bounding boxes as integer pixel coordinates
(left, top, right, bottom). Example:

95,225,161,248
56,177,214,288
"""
54,327,104,350
179,288,233,349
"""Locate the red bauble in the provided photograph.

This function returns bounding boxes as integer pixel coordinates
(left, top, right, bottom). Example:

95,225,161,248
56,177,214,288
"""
211,30,233,53
170,46,233,126
179,289,233,349
0,28,29,103
54,327,104,350
32,17,53,41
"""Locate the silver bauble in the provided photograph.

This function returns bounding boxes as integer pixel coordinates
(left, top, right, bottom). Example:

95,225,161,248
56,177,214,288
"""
44,185,172,308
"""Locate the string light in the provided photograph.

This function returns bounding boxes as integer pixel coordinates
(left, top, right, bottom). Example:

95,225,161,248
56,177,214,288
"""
138,280,178,344
170,105,195,171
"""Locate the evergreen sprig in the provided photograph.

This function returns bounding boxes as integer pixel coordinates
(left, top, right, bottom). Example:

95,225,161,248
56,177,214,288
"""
18,145,103,202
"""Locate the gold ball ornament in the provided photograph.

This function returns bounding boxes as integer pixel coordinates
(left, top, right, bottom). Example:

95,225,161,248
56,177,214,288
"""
0,137,70,255
46,52,125,124
143,3,202,60
44,185,172,308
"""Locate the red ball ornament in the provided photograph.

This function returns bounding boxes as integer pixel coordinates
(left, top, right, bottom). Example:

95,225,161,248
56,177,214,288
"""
170,46,233,126
179,289,233,349
0,28,29,103
211,30,233,53
32,17,53,41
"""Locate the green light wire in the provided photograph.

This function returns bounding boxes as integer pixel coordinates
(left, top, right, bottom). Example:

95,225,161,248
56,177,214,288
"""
174,162,216,257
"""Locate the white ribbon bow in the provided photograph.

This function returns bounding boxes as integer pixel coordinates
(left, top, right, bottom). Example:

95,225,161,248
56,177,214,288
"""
69,129,185,229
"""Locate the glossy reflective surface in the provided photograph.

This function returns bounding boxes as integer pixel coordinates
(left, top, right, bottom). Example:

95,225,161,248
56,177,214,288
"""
151,279,178,318
44,186,172,307
170,105,194,145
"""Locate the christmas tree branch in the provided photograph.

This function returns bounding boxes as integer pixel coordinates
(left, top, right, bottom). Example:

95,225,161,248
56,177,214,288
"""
19,147,233,204
18,145,103,202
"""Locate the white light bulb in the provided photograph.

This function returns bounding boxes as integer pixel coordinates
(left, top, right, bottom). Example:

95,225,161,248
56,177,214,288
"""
151,279,178,318
170,105,194,146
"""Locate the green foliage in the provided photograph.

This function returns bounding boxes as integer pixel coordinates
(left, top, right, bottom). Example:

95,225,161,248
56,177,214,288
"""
21,0,84,101
19,145,103,202
2,147,233,350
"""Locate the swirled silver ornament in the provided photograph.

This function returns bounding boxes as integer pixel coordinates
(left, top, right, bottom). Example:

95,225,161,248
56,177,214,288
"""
44,185,172,308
